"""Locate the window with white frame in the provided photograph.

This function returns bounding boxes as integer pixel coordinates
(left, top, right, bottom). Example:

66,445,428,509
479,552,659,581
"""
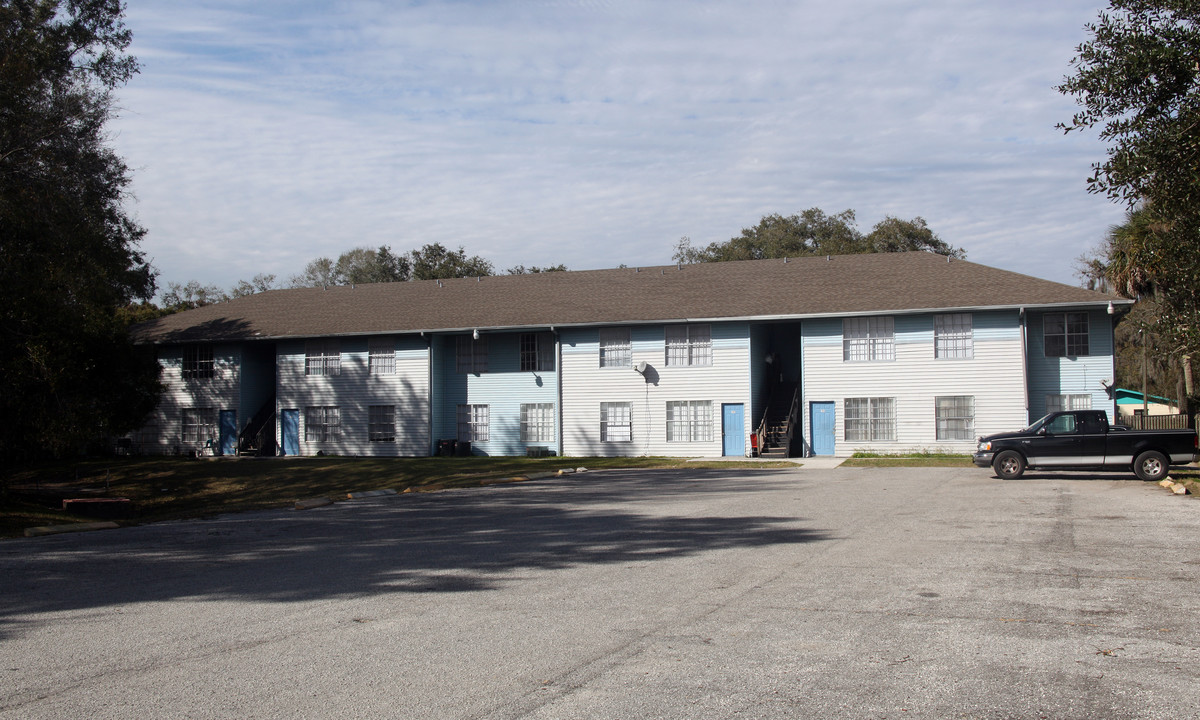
181,345,214,380
935,396,975,441
599,328,632,368
519,333,555,372
1044,312,1089,357
601,402,632,442
666,400,713,442
456,336,488,373
456,404,489,442
181,407,216,443
843,317,895,362
935,314,973,359
665,324,712,367
844,397,896,442
305,340,341,376
1046,394,1092,413
369,338,395,375
368,405,395,442
520,403,554,443
305,406,340,442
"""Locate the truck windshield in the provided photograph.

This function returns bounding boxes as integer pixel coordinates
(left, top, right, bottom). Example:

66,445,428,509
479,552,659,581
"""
1023,414,1052,433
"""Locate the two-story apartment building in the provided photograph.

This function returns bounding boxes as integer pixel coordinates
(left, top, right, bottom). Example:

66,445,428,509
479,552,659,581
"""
130,253,1126,458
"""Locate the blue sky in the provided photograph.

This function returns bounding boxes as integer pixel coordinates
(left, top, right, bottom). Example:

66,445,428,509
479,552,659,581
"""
110,0,1122,293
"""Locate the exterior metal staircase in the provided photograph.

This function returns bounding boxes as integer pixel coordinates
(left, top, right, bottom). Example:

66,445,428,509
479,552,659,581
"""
238,398,277,456
755,381,799,458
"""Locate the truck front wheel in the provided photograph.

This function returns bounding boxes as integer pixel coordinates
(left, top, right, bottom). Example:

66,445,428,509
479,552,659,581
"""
1133,450,1169,482
993,450,1026,479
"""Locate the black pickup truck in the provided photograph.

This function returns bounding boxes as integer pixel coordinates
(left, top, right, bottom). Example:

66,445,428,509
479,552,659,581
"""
973,410,1196,481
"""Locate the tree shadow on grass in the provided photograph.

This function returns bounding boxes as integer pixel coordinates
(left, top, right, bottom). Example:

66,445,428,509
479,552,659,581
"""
0,469,828,638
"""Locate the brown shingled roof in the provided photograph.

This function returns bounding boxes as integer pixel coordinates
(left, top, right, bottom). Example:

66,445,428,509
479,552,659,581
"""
130,253,1122,343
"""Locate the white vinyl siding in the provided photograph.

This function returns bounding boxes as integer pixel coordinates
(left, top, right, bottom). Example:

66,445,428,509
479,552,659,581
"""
844,397,895,442
369,338,395,375
665,324,712,367
133,344,245,454
666,400,713,442
277,336,431,457
935,396,975,441
801,312,1028,456
600,402,632,442
561,323,751,458
520,403,555,443
843,317,895,362
305,340,341,376
935,314,973,359
599,328,632,368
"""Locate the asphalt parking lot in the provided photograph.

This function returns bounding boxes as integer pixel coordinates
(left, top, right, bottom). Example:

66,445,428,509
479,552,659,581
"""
2,466,1199,719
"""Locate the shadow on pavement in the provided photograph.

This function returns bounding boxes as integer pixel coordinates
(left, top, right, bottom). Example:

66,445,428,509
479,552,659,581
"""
0,469,828,635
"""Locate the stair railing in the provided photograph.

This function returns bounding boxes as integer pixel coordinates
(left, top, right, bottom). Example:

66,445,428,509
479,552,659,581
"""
782,384,801,458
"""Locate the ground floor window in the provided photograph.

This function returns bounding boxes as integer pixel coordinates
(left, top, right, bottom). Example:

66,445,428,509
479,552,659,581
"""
666,400,713,442
601,402,632,442
935,396,975,441
1046,394,1091,413
181,408,216,443
457,404,489,442
845,397,895,442
520,403,555,443
368,405,395,442
305,406,340,442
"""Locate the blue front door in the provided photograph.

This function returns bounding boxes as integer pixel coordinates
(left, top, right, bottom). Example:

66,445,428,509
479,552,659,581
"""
722,403,745,456
219,410,237,456
281,409,299,456
811,402,836,456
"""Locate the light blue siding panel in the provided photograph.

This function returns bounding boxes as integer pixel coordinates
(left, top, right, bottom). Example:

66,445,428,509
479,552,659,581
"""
435,332,558,456
1026,309,1116,422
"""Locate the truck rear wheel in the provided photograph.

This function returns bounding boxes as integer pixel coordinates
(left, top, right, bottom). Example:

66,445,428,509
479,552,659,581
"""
993,450,1025,479
1133,450,1169,482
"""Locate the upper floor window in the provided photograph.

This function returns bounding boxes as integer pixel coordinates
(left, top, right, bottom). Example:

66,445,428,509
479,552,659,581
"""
456,336,488,374
181,345,214,380
935,314,973,359
665,324,712,367
520,333,555,372
599,328,632,368
843,317,895,362
1044,312,1089,357
369,338,395,375
305,340,341,376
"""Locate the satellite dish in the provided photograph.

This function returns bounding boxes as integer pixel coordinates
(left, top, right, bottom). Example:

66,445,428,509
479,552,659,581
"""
635,361,648,374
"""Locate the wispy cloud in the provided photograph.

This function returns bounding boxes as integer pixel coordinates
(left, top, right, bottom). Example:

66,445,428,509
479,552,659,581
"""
112,0,1120,291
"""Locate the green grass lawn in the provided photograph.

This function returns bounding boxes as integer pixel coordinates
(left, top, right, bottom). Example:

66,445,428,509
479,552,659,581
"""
0,455,788,538
840,452,974,468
